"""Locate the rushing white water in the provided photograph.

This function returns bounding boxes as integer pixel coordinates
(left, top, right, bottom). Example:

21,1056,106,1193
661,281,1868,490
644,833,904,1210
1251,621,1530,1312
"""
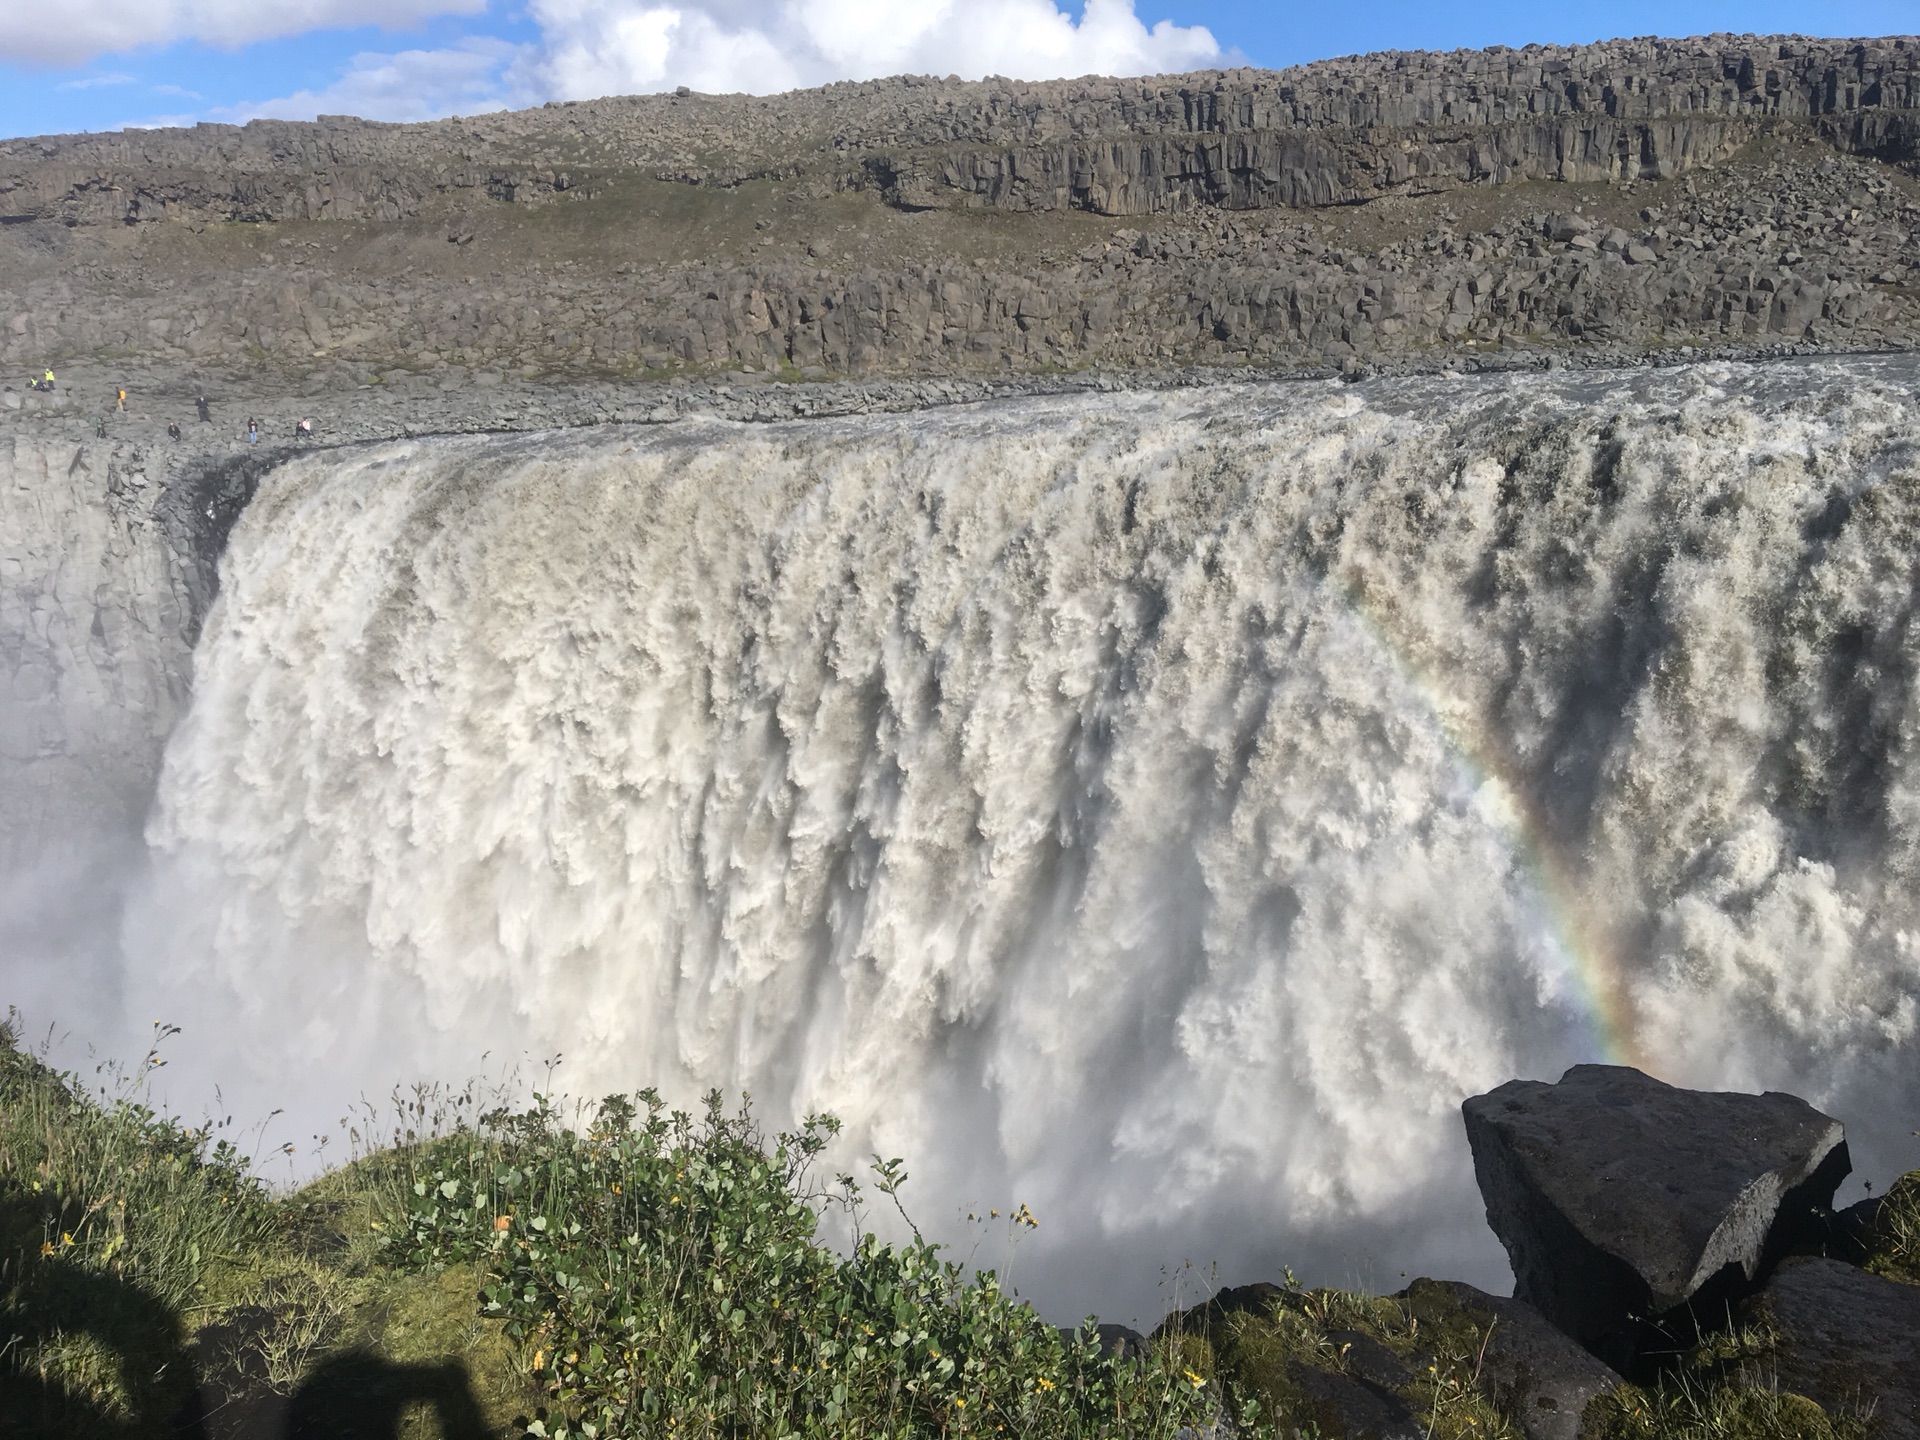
126,361,1920,1323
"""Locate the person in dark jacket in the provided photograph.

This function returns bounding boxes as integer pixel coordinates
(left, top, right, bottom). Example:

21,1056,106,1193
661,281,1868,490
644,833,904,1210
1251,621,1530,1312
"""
196,396,211,422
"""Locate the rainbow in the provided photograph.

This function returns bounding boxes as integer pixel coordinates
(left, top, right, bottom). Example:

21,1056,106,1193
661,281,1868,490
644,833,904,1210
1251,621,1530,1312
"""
1341,580,1651,1074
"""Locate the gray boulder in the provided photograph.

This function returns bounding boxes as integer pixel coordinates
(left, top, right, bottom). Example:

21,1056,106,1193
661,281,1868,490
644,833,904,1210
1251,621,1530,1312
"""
1403,1280,1622,1440
1760,1258,1920,1439
1462,1065,1848,1370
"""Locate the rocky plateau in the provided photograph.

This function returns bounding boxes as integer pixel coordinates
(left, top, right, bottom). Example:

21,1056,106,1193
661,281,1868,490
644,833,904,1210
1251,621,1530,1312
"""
5,32,1920,401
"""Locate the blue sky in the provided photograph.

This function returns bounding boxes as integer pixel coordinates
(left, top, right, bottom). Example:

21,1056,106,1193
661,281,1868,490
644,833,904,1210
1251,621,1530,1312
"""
2,1,1916,140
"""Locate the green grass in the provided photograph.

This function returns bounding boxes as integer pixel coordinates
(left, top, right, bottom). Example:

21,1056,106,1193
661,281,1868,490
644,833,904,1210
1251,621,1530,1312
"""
1170,1283,1516,1439
1862,1172,1920,1288
0,1018,539,1438
1,1014,1911,1440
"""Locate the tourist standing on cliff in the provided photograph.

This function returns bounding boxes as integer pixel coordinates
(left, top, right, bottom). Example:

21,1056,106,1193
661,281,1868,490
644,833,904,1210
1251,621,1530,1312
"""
196,396,211,423
116,387,125,412
247,417,258,444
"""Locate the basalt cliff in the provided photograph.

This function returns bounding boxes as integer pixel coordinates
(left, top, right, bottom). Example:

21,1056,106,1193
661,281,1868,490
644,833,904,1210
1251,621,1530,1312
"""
7,34,1920,392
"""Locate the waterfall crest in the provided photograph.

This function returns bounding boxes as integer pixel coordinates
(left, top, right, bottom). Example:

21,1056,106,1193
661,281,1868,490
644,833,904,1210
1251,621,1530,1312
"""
133,362,1920,1319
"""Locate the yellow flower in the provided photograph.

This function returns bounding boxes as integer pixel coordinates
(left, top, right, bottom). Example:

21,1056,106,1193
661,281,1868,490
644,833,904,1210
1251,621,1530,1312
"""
1034,1377,1055,1393
1183,1369,1206,1389
954,1398,966,1410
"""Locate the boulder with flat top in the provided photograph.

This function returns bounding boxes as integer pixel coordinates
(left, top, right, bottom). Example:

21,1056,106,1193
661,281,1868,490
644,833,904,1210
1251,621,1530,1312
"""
1462,1065,1849,1371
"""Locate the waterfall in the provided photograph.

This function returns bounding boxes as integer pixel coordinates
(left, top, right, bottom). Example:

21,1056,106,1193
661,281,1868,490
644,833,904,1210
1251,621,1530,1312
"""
127,361,1920,1321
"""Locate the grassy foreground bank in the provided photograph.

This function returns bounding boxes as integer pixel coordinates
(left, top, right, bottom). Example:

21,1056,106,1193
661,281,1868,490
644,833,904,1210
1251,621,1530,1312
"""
1,1017,1912,1440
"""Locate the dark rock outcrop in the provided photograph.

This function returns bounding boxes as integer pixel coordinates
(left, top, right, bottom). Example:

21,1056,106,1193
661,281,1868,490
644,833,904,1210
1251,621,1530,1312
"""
1155,1280,1290,1335
1402,1280,1622,1440
1759,1257,1920,1439
1462,1065,1849,1371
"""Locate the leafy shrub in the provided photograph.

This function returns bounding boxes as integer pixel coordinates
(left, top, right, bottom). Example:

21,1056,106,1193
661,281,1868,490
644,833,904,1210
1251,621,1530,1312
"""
393,1088,1226,1440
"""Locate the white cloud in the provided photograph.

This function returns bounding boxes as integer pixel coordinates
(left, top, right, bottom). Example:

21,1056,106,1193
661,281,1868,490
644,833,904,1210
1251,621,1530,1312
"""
206,36,537,122
533,0,1222,98
92,0,1223,130
2,0,486,69
57,72,139,89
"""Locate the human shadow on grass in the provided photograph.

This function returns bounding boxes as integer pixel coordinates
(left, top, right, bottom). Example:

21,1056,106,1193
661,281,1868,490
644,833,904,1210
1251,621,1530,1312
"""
2,1190,493,1439
0,1192,210,1439
280,1351,492,1440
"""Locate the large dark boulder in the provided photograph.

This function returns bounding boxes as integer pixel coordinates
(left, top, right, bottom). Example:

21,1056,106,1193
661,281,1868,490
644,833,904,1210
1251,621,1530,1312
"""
1759,1258,1920,1440
1462,1065,1849,1371
1402,1280,1622,1440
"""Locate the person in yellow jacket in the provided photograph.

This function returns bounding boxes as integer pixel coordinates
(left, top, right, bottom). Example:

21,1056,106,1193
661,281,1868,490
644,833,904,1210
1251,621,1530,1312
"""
41,369,53,389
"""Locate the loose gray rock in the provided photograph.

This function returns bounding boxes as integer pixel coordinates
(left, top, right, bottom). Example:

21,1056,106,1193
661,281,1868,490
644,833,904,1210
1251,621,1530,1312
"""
1462,1065,1849,1370
1058,1322,1150,1360
1403,1279,1622,1440
1326,1329,1413,1391
1761,1258,1920,1439
1286,1361,1421,1440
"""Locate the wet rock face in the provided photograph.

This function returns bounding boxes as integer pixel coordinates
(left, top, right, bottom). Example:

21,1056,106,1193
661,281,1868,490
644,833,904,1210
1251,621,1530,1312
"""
1462,1065,1849,1372
0,435,197,864
1761,1258,1920,1440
